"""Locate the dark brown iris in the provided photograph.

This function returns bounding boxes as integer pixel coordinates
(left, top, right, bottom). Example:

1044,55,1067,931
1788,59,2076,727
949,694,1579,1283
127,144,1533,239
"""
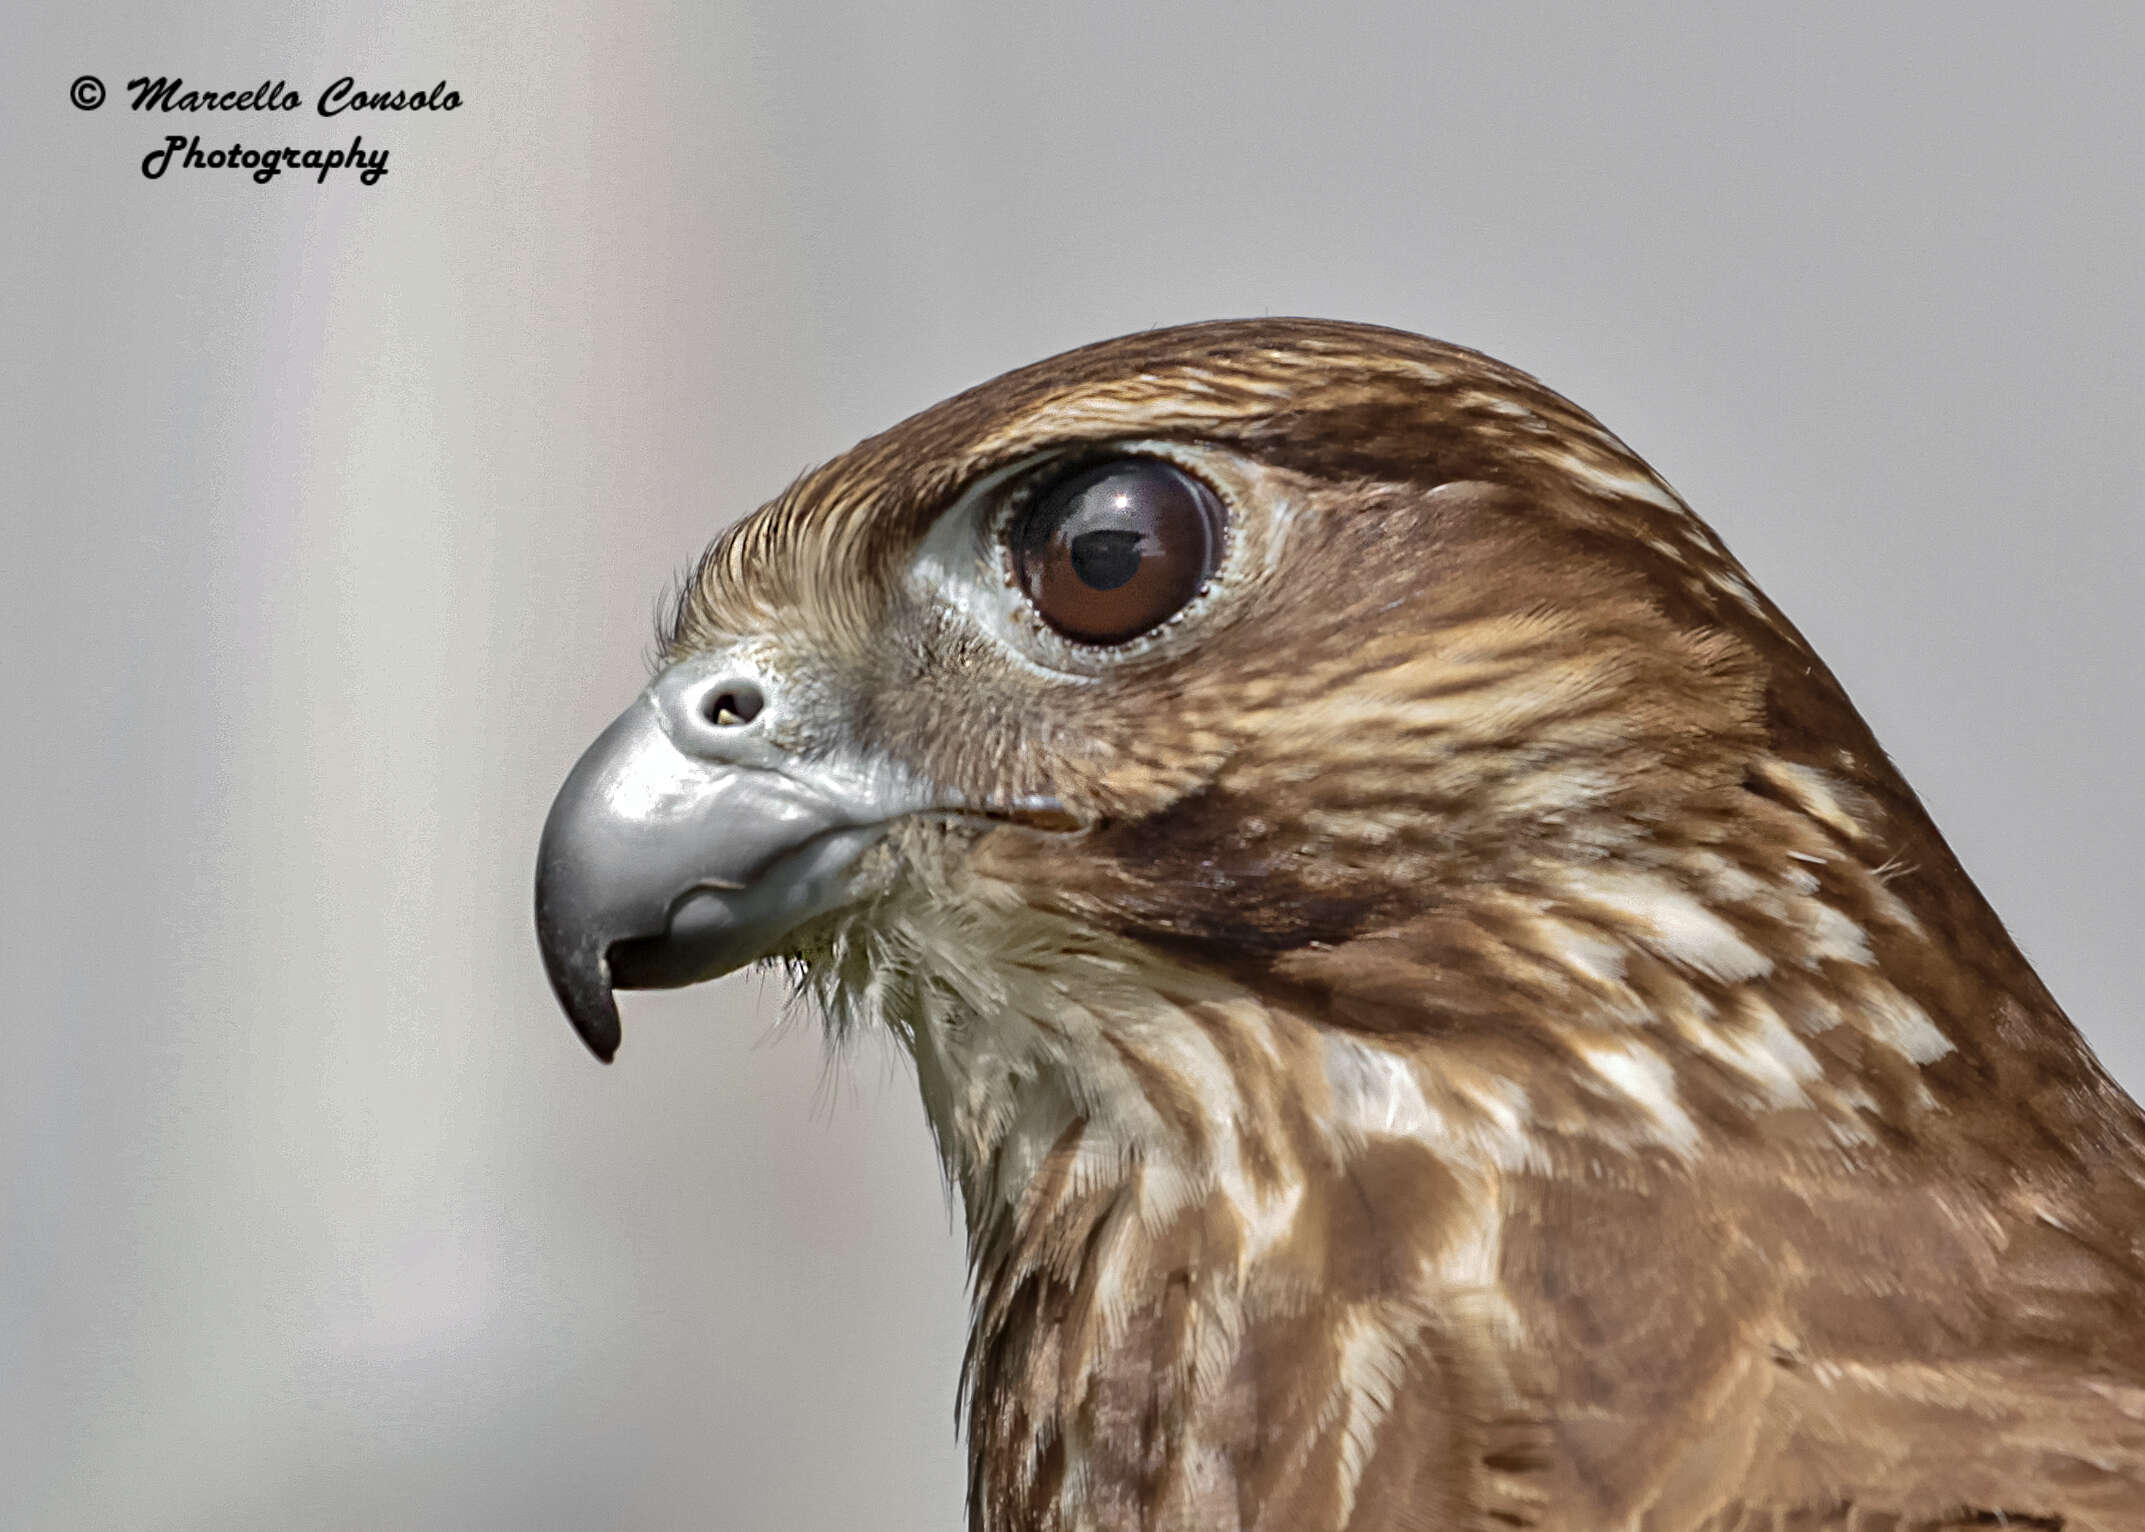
1011,458,1225,644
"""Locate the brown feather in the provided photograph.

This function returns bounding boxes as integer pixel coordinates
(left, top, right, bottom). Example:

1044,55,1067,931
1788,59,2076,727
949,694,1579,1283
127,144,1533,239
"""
674,320,2145,1529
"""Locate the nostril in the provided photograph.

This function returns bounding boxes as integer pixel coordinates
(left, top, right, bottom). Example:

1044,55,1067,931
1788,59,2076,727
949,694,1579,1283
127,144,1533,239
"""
700,680,765,727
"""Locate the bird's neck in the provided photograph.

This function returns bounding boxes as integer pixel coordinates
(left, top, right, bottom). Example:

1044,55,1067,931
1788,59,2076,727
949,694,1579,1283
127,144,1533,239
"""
923,965,1496,1532
871,754,2132,1530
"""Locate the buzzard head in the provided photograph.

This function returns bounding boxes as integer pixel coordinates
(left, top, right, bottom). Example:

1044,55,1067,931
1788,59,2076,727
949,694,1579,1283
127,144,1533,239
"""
533,320,2145,1530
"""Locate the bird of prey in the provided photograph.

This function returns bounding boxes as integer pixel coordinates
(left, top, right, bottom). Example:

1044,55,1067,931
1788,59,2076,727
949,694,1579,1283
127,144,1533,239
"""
535,319,2145,1530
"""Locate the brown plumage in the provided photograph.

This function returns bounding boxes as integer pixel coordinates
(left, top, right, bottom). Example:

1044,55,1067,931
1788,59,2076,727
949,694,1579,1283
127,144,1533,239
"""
655,319,2145,1529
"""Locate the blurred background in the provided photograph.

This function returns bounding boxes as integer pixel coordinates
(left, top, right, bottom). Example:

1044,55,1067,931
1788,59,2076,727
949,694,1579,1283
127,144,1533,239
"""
4,4,2140,1527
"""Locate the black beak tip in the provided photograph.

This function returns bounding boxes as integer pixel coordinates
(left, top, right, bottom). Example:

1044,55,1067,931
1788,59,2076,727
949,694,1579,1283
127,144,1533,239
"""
553,966,621,1063
537,910,624,1064
570,991,621,1064
557,956,621,1064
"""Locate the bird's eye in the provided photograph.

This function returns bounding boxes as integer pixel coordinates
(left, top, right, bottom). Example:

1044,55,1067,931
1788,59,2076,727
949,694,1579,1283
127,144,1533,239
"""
1010,458,1225,644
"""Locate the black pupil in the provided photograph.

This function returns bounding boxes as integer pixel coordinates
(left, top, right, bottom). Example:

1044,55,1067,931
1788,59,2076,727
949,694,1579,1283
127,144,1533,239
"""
1069,528,1146,589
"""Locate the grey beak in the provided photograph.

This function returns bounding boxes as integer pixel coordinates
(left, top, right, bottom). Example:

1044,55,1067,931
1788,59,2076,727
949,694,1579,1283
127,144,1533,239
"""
534,667,893,1062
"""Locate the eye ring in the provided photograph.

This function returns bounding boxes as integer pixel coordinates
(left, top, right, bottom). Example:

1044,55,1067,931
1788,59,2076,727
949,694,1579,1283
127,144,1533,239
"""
1008,457,1227,645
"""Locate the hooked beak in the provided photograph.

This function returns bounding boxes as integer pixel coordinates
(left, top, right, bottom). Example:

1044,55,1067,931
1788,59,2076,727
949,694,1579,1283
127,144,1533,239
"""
537,655,1079,1062
534,658,922,1062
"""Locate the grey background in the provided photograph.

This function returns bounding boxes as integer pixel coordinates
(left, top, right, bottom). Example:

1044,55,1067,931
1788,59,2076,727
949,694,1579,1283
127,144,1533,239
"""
5,4,2139,1528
